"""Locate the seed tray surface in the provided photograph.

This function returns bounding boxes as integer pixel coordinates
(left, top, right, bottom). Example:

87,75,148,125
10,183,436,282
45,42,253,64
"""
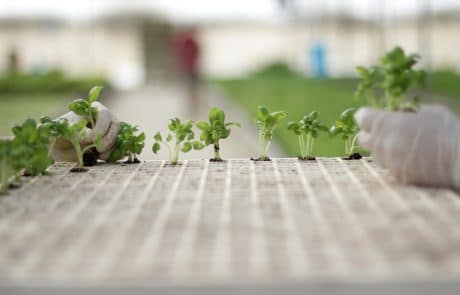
1,158,460,293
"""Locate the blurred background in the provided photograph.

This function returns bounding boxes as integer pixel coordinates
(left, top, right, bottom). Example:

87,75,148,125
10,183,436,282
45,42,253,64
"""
1,0,460,159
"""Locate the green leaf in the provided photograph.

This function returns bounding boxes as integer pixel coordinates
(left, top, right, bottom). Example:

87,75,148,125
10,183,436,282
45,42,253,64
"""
154,132,162,142
209,107,225,123
88,86,103,103
152,142,161,154
181,142,192,153
68,99,88,116
192,141,205,150
196,121,210,130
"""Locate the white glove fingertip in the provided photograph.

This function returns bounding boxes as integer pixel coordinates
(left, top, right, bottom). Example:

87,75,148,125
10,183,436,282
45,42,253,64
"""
357,131,373,150
97,122,119,154
354,107,383,133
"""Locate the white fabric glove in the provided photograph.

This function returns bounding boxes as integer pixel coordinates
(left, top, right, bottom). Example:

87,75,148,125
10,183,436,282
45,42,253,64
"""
52,102,119,162
355,105,460,190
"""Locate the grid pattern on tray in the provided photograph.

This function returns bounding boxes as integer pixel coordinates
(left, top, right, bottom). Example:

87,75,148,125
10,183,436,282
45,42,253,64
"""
1,158,460,283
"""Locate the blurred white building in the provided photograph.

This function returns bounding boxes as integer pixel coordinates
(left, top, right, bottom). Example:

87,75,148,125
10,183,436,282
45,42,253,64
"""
0,4,459,89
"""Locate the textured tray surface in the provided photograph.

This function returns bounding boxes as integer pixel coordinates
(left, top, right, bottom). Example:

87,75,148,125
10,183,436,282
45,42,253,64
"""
1,158,460,286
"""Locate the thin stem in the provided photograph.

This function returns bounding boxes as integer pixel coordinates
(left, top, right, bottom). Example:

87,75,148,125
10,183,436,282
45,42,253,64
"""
298,134,305,158
214,141,221,160
72,140,84,167
259,129,271,159
0,160,10,193
88,111,96,129
308,135,314,157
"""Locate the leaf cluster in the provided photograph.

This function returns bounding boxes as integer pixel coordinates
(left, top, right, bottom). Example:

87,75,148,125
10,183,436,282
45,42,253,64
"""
11,119,52,176
255,106,287,141
108,122,145,163
197,107,240,146
329,108,358,140
68,86,103,128
355,46,426,110
152,118,204,164
287,111,328,138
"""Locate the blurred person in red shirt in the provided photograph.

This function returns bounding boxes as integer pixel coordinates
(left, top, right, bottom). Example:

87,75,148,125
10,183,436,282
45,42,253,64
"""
173,29,200,107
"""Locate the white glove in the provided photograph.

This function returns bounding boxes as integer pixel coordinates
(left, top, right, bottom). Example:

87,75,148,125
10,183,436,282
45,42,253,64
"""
52,102,119,162
355,105,460,190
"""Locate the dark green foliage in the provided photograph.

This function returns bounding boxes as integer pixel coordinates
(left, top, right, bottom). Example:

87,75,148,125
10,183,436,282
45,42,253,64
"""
355,46,426,111
329,108,360,156
152,118,204,164
287,111,328,158
255,106,287,160
108,122,145,163
196,107,240,161
11,118,52,176
68,86,103,128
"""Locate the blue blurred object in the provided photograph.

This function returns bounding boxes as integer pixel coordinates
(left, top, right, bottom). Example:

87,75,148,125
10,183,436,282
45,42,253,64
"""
310,43,328,78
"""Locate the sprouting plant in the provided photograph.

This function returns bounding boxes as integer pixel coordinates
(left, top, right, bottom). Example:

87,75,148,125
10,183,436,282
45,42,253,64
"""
107,122,145,163
152,118,204,165
48,118,101,169
0,139,25,193
287,111,328,159
68,86,103,128
11,118,52,176
196,107,240,161
255,106,287,161
329,108,360,156
355,46,426,111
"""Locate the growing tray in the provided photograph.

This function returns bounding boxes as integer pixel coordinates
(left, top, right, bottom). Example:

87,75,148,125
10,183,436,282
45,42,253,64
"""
1,158,460,294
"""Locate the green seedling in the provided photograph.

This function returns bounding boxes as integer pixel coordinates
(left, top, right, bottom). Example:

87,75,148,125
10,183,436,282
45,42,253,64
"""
68,86,103,128
196,107,240,161
329,108,360,157
48,118,101,170
0,138,26,193
355,46,426,111
255,106,287,161
108,122,145,163
12,118,52,176
287,111,328,160
152,118,204,165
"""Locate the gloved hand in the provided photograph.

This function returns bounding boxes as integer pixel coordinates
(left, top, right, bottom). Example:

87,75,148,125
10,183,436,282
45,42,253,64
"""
52,102,119,162
355,105,460,190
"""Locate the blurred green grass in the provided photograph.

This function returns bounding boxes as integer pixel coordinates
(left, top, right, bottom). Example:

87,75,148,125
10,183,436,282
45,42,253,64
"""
0,93,72,136
431,70,460,100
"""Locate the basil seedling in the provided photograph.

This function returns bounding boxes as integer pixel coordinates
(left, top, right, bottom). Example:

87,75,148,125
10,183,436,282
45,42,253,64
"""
68,86,103,128
254,106,287,161
108,122,145,163
329,108,361,158
11,118,52,176
355,46,426,111
287,111,328,160
0,138,25,193
196,107,240,161
152,118,204,165
49,118,102,170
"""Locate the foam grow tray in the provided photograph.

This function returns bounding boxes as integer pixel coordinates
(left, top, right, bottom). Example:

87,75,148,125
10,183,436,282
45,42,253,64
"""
1,158,460,294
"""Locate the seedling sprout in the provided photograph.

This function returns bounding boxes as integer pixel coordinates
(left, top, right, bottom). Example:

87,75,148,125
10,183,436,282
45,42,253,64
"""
329,108,361,159
152,118,204,165
68,86,103,129
254,106,287,161
196,107,240,161
287,111,328,160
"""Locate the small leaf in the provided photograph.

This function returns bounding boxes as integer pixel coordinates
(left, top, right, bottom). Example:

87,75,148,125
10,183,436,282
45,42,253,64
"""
196,121,209,130
192,141,205,150
152,142,161,154
154,132,162,142
88,86,103,103
181,142,192,153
